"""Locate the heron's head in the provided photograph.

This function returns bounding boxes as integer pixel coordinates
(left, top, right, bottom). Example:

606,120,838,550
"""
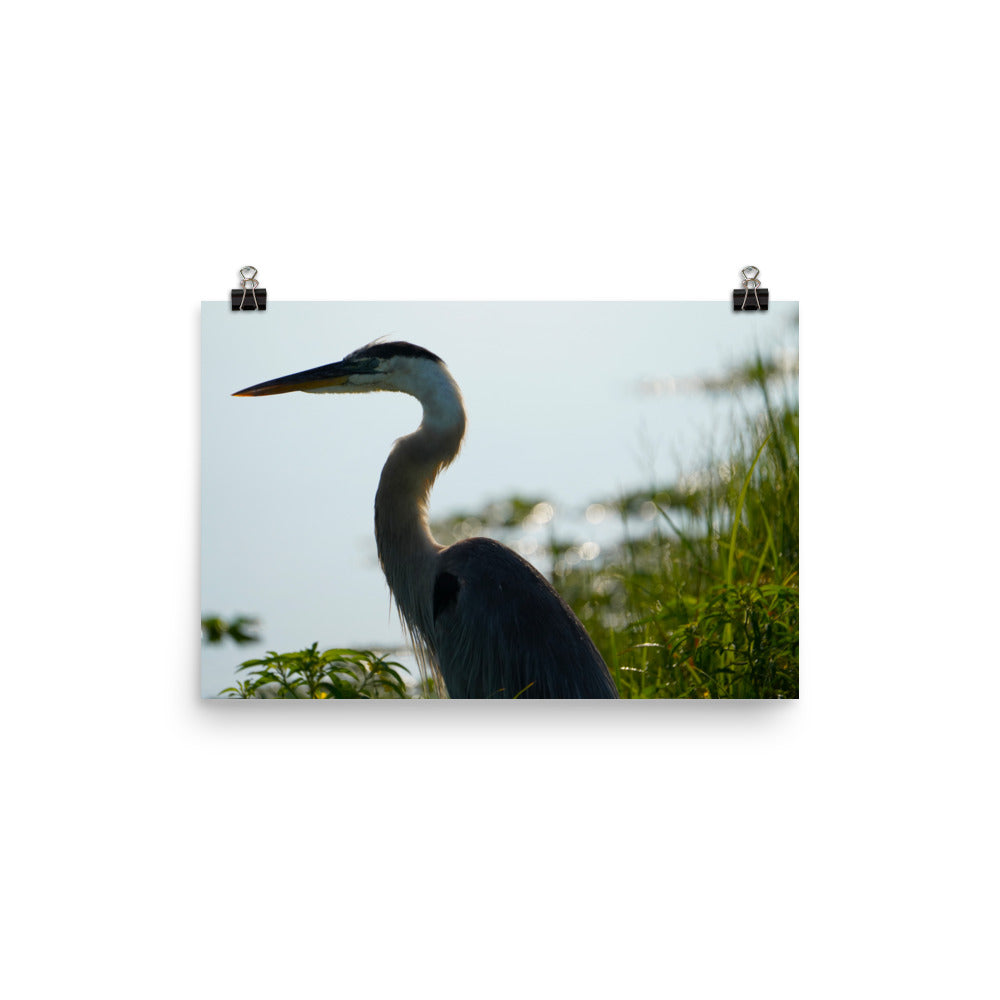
233,341,448,398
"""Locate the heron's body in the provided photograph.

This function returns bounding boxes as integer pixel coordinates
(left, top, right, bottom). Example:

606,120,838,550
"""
235,341,618,699
428,537,616,697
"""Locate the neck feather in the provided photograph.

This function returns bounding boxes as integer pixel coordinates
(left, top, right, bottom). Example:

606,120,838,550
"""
373,366,466,642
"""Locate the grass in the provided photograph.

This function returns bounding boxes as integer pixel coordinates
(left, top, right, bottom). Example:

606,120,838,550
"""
565,358,796,696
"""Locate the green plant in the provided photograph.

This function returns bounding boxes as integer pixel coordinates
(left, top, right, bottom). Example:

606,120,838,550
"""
201,615,261,645
219,644,411,699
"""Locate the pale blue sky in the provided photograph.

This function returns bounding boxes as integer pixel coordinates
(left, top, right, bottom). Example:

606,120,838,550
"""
202,301,798,696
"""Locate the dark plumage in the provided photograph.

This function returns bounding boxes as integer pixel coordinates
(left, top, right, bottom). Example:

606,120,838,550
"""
431,538,617,698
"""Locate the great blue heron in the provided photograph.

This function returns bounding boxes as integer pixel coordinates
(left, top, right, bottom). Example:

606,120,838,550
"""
234,341,619,699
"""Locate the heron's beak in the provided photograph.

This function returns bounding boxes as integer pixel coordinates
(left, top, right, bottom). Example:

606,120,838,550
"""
233,359,362,397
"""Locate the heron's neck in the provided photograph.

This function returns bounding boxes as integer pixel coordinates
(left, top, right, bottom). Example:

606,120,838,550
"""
374,369,466,638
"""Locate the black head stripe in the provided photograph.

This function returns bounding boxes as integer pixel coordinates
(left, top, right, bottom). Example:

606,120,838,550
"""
349,341,444,365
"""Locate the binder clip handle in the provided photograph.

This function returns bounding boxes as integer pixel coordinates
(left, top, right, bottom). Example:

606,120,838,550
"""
733,265,768,311
231,266,267,311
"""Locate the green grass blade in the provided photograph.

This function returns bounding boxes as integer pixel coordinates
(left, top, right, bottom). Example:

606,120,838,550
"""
726,433,772,588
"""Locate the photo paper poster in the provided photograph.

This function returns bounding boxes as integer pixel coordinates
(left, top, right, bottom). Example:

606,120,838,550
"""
201,301,798,699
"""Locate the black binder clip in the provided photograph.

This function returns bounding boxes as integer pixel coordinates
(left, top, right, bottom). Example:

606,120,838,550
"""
733,266,768,311
231,266,267,311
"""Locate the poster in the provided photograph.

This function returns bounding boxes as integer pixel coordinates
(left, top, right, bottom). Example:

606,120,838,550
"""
202,301,798,699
